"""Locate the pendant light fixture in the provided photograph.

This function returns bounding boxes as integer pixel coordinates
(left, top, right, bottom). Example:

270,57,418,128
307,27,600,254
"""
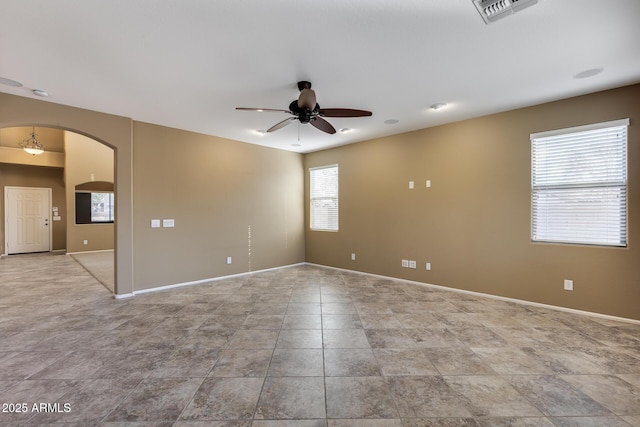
19,127,45,155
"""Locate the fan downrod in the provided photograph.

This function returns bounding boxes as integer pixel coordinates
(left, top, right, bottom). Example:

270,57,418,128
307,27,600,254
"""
297,81,312,91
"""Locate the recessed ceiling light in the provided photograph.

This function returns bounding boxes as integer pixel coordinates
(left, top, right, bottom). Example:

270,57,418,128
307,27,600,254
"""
384,119,399,125
0,77,23,87
339,128,352,133
574,68,603,79
254,130,267,135
32,89,50,97
430,103,448,111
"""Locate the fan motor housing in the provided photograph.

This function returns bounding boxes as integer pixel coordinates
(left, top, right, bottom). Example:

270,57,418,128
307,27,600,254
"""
289,100,319,123
297,81,312,91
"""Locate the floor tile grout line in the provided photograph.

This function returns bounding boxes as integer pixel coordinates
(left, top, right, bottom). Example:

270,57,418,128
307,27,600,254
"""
321,290,329,421
250,276,294,422
97,375,148,425
2,261,640,424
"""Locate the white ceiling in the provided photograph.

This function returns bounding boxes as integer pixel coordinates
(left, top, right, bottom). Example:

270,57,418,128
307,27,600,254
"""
1,0,639,153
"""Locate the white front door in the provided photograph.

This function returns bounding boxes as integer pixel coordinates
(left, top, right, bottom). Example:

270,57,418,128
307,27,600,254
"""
5,187,51,254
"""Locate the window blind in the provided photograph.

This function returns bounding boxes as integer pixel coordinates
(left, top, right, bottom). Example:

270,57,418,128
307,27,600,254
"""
310,164,339,231
531,119,628,246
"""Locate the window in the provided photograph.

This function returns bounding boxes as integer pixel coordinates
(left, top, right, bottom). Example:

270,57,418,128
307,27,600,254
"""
531,119,628,247
310,164,339,231
76,192,115,224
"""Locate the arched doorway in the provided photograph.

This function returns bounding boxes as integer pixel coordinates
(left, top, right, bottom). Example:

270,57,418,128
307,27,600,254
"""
1,127,116,291
0,92,134,296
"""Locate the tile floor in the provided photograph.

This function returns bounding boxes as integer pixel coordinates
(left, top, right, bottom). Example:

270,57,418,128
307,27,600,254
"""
1,253,640,426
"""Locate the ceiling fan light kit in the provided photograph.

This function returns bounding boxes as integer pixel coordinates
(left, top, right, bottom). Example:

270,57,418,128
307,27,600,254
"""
237,81,372,136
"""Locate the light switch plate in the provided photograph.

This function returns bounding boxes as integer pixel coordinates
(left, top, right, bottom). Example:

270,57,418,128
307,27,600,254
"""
163,219,175,228
564,279,573,291
151,219,161,228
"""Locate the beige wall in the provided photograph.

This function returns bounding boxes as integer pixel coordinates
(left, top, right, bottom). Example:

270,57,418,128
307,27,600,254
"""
0,92,305,295
2,85,638,318
0,147,64,168
305,84,640,320
0,163,66,252
132,122,305,290
65,131,115,253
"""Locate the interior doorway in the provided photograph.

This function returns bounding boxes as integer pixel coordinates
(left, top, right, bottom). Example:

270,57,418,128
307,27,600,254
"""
1,126,115,292
4,186,51,254
0,95,134,296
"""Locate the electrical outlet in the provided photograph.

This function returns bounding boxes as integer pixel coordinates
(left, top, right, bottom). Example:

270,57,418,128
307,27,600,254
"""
351,253,356,261
426,262,431,270
409,181,414,189
227,256,232,265
409,260,417,269
83,240,88,245
564,279,573,291
401,259,409,268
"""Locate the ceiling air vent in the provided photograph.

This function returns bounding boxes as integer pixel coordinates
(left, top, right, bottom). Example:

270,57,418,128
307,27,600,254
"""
473,0,538,24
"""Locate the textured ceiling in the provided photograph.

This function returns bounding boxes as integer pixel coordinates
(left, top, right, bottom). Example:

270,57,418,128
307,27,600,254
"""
1,0,639,153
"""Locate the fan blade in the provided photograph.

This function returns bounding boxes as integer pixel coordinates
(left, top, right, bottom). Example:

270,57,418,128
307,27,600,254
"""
298,88,317,110
236,107,291,113
311,117,337,134
267,117,295,133
318,108,372,117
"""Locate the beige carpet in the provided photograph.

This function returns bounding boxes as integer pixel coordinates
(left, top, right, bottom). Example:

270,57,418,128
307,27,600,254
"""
70,250,114,293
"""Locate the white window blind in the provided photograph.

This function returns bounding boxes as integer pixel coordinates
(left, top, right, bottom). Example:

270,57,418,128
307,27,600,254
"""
310,164,339,231
531,119,628,247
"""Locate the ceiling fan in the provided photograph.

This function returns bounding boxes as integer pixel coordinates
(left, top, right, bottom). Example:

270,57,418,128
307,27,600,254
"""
236,81,372,134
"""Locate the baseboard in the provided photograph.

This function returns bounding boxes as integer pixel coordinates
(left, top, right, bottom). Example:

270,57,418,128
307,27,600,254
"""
67,249,114,255
113,262,306,299
110,260,639,324
306,263,640,325
114,292,134,299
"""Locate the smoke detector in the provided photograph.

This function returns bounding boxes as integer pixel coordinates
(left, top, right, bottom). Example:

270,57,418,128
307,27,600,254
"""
473,0,538,24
